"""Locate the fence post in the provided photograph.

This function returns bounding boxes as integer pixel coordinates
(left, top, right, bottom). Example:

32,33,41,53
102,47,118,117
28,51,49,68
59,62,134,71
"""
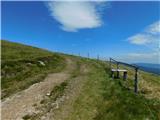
109,58,112,77
117,62,120,78
134,68,138,93
97,54,99,61
123,71,127,80
109,58,111,69
87,53,89,59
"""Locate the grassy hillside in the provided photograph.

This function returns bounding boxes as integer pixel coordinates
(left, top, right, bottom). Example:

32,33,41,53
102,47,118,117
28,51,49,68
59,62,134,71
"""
1,40,66,99
23,59,160,120
1,40,160,120
65,60,160,120
1,40,54,61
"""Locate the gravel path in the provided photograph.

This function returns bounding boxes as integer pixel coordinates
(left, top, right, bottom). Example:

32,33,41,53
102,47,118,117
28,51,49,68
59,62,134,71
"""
44,64,90,120
1,58,75,120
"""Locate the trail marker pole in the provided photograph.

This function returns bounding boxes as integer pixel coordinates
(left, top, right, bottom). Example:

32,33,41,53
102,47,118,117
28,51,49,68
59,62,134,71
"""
97,55,99,60
87,53,90,59
109,58,111,70
117,62,120,78
134,68,138,93
109,58,112,78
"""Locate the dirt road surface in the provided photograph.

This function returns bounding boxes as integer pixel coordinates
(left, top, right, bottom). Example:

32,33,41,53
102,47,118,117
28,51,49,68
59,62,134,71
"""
1,58,75,120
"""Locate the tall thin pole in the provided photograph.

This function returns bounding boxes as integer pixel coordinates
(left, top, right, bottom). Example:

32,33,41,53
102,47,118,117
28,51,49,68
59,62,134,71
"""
109,58,112,78
134,68,138,93
97,54,99,60
109,58,111,70
117,62,119,78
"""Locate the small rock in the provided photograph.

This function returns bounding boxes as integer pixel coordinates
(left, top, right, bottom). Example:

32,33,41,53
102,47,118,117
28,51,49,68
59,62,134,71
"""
51,102,59,109
51,103,57,108
60,96,65,102
46,93,50,96
38,61,45,66
22,105,26,108
41,116,46,120
55,102,59,109
66,96,69,100
27,63,32,65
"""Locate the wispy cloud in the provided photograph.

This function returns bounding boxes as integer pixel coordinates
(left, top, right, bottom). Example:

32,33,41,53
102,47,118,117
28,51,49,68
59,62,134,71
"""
46,1,106,32
122,21,160,63
145,21,160,34
128,21,160,47
127,52,159,63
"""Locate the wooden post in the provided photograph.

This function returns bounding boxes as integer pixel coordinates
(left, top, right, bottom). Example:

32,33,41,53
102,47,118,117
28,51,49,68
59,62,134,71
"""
123,71,127,80
109,58,112,78
134,68,138,93
87,53,89,59
97,55,99,61
117,62,120,78
109,58,111,70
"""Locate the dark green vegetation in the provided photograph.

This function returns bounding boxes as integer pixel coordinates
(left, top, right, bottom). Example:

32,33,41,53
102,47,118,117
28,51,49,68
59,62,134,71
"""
1,40,66,99
1,40,160,120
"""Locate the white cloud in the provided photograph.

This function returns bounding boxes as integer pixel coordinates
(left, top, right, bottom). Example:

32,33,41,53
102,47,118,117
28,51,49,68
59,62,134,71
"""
128,21,160,46
127,52,158,60
122,21,160,63
46,1,105,32
128,34,154,45
145,21,160,34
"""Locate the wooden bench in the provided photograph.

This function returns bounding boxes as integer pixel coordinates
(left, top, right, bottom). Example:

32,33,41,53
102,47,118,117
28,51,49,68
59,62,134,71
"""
111,69,127,80
109,58,139,93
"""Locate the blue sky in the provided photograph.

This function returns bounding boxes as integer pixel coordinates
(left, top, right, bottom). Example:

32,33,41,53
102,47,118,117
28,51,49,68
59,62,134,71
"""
2,1,160,63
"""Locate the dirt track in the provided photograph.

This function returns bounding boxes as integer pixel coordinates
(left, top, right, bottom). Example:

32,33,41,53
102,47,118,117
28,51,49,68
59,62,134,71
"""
1,58,76,120
40,63,90,120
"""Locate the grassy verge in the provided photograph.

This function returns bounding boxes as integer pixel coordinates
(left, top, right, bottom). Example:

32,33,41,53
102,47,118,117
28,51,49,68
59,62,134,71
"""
95,78,160,120
1,40,66,99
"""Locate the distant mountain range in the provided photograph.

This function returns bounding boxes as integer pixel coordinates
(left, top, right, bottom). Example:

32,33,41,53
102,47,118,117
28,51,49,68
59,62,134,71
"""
134,63,160,75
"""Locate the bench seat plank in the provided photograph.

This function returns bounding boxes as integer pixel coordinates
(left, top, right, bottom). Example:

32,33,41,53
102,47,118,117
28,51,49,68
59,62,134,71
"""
111,69,127,72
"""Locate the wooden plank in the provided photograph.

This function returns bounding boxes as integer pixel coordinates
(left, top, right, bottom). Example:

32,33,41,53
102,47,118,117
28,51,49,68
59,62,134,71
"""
111,69,127,72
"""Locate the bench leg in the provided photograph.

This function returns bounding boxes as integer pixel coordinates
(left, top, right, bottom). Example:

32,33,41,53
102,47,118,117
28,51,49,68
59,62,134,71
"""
123,72,127,80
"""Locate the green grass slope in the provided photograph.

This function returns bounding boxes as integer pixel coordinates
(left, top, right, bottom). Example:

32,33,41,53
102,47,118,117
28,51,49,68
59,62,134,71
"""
1,40,66,99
